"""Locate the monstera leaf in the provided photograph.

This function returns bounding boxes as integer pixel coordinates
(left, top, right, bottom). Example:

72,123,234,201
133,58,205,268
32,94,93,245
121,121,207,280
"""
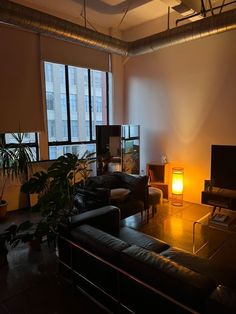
21,171,49,194
48,154,78,180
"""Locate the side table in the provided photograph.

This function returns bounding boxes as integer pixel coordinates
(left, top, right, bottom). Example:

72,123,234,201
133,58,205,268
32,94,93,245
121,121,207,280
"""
193,208,236,258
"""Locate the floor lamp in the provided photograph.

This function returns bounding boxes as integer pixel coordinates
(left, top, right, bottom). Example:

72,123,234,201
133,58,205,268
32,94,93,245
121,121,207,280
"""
171,167,184,206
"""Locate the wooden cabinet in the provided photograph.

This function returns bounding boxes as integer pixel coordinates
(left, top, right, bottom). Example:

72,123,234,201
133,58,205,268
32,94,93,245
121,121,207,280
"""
146,163,169,199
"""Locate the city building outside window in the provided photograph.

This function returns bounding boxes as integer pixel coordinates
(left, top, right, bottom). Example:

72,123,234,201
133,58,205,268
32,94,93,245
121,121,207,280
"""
71,120,78,138
70,94,77,113
59,65,65,86
84,95,89,112
48,120,56,139
68,66,77,86
96,96,102,112
44,62,109,160
49,146,57,160
85,121,90,140
60,93,67,112
46,92,54,110
45,63,53,82
62,120,68,138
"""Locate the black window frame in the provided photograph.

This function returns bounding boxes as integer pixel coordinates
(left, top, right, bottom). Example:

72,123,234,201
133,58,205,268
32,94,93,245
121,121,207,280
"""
47,65,110,154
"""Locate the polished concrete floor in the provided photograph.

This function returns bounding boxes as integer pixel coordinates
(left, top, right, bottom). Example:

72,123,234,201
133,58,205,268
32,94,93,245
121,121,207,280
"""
1,201,236,313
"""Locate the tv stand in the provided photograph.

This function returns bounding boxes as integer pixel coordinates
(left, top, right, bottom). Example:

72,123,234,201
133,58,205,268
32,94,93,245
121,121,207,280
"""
202,189,236,213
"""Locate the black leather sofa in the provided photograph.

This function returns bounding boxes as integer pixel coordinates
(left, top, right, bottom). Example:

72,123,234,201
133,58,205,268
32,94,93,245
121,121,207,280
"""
74,172,149,219
58,206,236,314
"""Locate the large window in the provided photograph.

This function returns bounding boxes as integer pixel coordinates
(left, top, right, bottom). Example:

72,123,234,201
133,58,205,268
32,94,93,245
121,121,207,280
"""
44,62,109,160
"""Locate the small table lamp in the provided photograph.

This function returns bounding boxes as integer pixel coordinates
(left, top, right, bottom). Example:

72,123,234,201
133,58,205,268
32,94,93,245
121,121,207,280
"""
171,167,184,206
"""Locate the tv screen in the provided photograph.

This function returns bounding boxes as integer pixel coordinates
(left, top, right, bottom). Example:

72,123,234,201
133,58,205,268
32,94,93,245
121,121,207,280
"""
211,145,236,190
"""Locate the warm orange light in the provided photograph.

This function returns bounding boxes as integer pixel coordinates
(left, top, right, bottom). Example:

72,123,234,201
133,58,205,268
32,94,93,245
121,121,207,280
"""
172,168,184,195
171,167,184,206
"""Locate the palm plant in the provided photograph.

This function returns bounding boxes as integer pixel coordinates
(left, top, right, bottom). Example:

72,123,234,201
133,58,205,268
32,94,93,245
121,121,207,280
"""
0,133,34,215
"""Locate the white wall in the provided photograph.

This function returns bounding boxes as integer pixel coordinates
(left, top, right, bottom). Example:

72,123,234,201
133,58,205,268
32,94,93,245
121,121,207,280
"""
123,29,236,203
110,54,125,124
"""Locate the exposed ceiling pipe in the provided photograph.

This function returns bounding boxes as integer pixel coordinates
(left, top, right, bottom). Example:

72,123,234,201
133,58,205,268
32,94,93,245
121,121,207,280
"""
129,7,236,55
0,0,236,57
0,0,129,56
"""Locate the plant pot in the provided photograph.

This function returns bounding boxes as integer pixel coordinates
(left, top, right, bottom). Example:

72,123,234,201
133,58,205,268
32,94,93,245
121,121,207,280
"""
0,200,7,221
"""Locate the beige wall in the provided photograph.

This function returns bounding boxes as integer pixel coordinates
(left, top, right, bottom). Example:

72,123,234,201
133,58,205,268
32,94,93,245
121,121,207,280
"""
123,30,236,203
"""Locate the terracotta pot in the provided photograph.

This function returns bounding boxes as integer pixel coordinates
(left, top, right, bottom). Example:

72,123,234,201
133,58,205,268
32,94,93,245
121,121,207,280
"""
0,200,7,221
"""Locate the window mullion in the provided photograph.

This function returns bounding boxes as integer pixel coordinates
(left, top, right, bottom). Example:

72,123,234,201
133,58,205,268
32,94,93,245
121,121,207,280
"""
35,132,39,160
106,72,110,125
88,70,92,141
65,66,71,142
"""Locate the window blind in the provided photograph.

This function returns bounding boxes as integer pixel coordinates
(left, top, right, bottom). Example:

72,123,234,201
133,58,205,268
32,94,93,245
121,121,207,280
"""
40,35,110,72
0,24,44,133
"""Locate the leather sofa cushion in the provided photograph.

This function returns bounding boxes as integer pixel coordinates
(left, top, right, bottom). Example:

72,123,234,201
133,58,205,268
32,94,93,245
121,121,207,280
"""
85,175,121,190
110,188,131,202
161,247,236,287
71,224,130,264
119,227,170,253
114,172,148,196
120,245,217,310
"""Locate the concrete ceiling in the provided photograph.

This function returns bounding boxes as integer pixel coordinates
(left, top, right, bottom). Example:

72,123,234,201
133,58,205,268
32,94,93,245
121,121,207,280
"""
9,0,235,33
9,0,175,31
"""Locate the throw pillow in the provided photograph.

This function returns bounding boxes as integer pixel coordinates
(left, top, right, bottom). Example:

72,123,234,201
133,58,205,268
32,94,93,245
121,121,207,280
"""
110,188,131,203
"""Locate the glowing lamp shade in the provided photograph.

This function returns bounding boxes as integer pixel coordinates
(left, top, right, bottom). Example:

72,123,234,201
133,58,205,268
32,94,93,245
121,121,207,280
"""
171,167,184,205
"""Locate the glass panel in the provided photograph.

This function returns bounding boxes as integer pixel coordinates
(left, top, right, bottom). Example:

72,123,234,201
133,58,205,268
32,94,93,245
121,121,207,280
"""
45,62,53,82
90,70,108,140
5,133,36,144
60,93,67,112
70,94,77,113
49,143,96,169
71,120,78,138
130,125,139,138
59,65,65,86
68,66,89,142
4,133,37,161
68,66,77,86
45,63,69,142
48,120,56,141
46,92,54,110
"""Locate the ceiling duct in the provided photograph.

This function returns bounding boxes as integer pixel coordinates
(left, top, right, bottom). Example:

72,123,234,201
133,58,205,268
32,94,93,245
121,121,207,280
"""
0,0,236,56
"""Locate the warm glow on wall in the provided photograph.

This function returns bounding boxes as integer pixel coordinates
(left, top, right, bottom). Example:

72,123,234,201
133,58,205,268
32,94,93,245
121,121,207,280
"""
171,167,184,205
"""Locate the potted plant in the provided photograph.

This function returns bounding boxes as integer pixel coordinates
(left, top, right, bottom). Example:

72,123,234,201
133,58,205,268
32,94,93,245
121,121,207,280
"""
0,133,34,218
21,151,96,246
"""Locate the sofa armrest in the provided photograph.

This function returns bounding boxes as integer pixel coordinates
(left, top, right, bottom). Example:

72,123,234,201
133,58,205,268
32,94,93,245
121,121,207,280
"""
59,205,121,237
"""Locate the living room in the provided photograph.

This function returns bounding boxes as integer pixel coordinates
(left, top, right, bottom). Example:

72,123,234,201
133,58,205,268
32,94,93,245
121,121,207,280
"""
0,0,236,313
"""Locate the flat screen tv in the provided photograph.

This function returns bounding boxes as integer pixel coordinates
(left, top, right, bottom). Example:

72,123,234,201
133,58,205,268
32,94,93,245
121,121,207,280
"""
211,145,236,190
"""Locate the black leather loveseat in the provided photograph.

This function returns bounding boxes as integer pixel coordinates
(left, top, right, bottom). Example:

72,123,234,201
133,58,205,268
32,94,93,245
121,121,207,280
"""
74,172,149,219
58,206,236,314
